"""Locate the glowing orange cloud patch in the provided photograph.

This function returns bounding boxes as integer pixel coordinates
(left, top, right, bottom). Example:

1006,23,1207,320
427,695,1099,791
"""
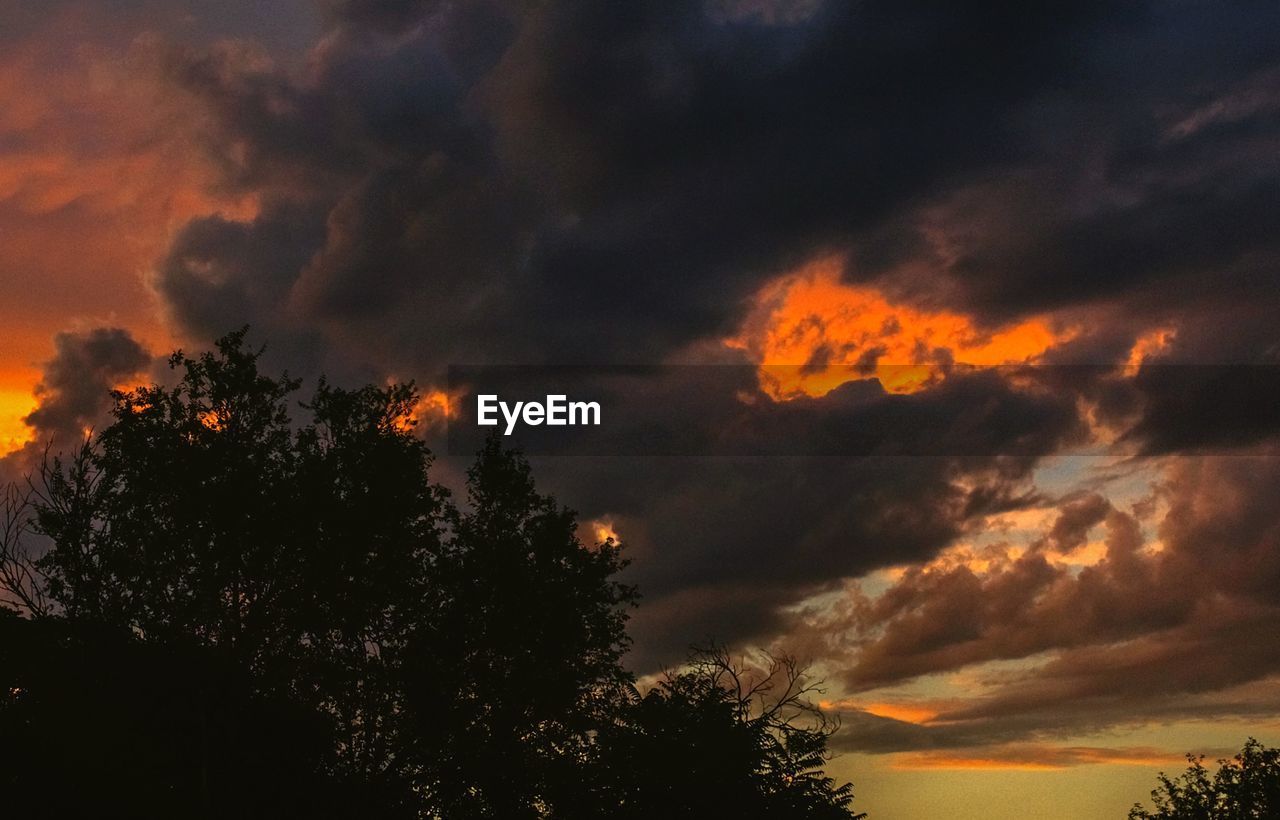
879,530,1112,583
890,745,1183,771
727,256,1070,399
590,519,622,545
384,388,463,435
403,388,462,433
1125,326,1177,375
417,390,459,423
858,702,940,725
819,698,941,725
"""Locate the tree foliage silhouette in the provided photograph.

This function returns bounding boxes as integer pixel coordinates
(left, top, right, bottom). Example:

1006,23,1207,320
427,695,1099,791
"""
1129,738,1280,819
1,330,864,818
0,611,397,819
574,646,866,819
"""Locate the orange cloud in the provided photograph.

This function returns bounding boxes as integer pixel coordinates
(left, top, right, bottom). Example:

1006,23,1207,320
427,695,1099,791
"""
1125,326,1177,374
819,697,944,725
590,519,623,546
727,255,1071,399
380,387,465,436
880,531,1112,583
890,745,1183,771
394,388,462,435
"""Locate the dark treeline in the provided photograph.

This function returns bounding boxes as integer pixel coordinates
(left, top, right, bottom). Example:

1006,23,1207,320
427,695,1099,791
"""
0,330,863,819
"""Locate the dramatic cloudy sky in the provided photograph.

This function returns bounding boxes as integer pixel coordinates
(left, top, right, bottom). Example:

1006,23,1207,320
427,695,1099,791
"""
3,1,1280,816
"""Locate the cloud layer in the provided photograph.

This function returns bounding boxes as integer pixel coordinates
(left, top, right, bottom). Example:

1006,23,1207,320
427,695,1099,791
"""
3,0,1280,773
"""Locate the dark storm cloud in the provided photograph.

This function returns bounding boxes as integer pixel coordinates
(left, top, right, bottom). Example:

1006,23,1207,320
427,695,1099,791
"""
536,446,1053,670
150,0,1159,369
544,454,1035,671
841,4,1280,331
158,202,327,340
22,328,150,446
433,361,1087,670
1004,363,1280,457
0,0,319,53
139,0,1280,423
471,0,1136,358
323,0,443,34
446,361,1086,668
447,364,1089,457
1120,365,1280,455
899,170,1280,325
111,0,1280,693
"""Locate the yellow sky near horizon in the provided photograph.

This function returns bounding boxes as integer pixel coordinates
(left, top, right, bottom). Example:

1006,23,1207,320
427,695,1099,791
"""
834,718,1280,819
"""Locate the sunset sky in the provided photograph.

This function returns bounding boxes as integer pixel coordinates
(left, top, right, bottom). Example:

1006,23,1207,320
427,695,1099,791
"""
3,1,1280,816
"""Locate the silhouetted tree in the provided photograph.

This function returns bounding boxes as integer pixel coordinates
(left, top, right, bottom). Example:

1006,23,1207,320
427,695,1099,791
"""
23,330,448,800
1129,738,1280,819
0,611,407,819
570,646,865,819
0,330,862,818
402,438,635,817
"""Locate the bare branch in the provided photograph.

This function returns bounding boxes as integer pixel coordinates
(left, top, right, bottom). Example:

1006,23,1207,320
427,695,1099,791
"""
0,481,51,617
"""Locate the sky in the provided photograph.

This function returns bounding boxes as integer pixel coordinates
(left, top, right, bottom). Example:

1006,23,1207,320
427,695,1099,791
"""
2,1,1280,816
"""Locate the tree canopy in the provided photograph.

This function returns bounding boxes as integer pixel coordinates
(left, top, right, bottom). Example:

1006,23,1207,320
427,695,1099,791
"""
0,330,863,819
1129,738,1280,820
578,647,865,819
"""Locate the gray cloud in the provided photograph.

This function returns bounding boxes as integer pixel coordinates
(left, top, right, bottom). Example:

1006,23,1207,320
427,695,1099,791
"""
23,328,150,447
